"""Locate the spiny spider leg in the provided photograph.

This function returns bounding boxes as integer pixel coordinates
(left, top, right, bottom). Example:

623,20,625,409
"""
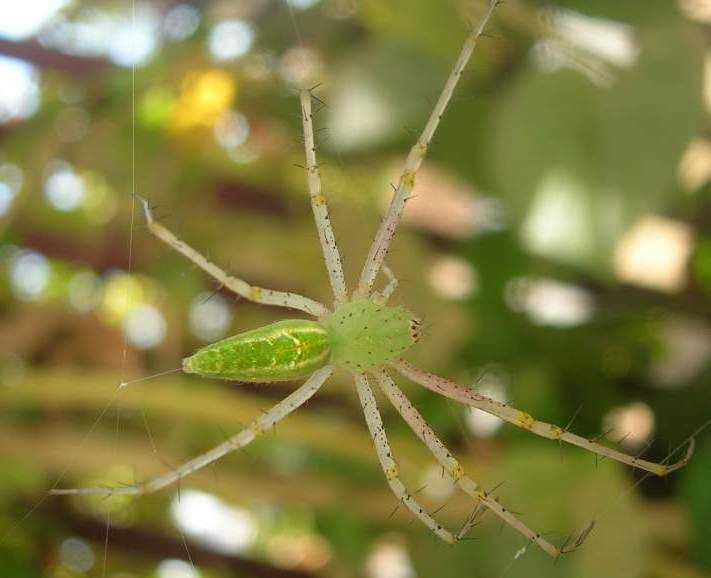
137,195,329,318
50,366,333,496
355,0,498,297
373,264,399,305
457,499,487,541
372,368,585,558
354,373,455,543
299,90,348,305
391,360,695,476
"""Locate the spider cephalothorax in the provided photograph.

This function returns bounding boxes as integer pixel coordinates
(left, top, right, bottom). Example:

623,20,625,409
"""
51,0,695,559
324,299,420,372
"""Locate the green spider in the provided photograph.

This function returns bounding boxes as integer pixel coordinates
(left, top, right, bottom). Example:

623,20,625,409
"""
51,0,694,558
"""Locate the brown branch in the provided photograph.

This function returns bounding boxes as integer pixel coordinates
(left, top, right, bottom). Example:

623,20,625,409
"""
0,37,109,75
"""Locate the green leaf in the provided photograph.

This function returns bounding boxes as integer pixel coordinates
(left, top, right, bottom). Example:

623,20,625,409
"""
490,16,703,273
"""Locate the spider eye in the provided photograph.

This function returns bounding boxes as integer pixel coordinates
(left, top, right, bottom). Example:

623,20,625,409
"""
409,318,422,342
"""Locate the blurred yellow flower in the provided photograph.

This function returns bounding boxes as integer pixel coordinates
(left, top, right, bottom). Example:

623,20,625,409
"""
170,69,236,133
99,272,161,325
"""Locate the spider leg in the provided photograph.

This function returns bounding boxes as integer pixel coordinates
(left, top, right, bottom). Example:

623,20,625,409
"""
372,367,587,558
50,366,333,496
373,264,399,305
391,359,695,476
353,373,455,543
299,90,348,305
137,195,329,318
355,0,498,298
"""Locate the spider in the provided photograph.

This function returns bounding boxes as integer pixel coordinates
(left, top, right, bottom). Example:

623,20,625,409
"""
51,0,695,558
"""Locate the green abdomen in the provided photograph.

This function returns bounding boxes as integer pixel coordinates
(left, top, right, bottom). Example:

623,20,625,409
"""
183,319,331,382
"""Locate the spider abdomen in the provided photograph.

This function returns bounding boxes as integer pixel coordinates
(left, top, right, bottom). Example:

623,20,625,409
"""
183,319,331,382
326,299,420,372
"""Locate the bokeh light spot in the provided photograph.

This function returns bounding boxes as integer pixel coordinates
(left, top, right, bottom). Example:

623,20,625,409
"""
420,464,456,502
287,0,322,9
44,160,85,211
603,402,655,450
505,277,594,327
164,4,200,41
157,559,200,578
465,368,508,437
366,537,415,578
613,215,693,293
100,272,145,324
428,256,477,300
0,57,40,123
171,69,235,133
189,292,233,342
10,250,50,302
171,489,257,554
59,537,95,573
208,19,254,61
123,304,167,350
108,6,160,67
0,0,69,40
214,110,250,150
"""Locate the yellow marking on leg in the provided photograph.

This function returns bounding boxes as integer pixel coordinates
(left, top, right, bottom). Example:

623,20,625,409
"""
448,461,464,481
516,411,535,430
385,466,399,481
313,194,327,206
414,142,427,157
549,424,564,439
402,171,416,190
249,286,263,300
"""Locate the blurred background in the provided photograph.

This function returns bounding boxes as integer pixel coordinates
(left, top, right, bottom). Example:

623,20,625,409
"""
1,0,710,577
